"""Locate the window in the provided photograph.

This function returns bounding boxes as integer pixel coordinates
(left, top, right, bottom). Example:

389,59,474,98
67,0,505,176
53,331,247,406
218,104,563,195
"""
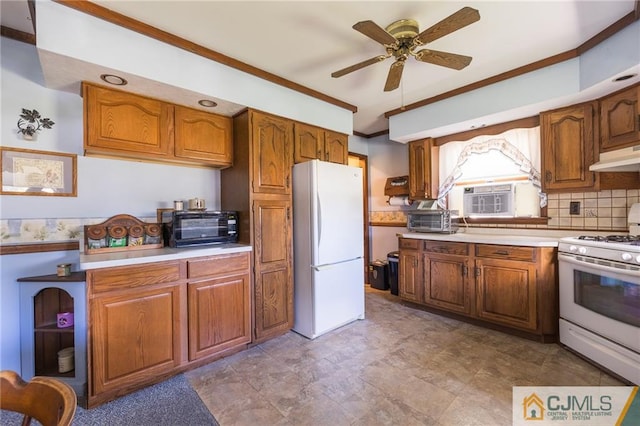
438,127,545,217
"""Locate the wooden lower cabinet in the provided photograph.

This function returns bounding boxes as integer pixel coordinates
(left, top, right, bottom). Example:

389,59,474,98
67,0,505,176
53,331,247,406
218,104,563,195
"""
424,252,471,315
187,253,251,360
398,239,422,303
86,251,250,407
398,238,558,341
475,258,537,331
90,282,184,397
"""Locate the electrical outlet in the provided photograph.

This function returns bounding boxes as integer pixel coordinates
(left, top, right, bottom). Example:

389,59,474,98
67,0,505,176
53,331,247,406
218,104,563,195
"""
569,201,580,215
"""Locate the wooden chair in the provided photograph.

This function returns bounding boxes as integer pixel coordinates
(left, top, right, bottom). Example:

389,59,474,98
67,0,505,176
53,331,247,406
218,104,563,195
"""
0,370,76,426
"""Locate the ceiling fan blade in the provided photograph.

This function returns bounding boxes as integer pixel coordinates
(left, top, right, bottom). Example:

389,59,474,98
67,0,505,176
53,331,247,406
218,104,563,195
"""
384,60,405,92
353,20,398,46
414,49,472,70
331,55,388,78
415,7,480,45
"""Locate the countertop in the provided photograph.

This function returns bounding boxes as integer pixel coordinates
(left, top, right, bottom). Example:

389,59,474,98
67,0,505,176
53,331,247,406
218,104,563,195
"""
79,243,252,270
397,231,560,247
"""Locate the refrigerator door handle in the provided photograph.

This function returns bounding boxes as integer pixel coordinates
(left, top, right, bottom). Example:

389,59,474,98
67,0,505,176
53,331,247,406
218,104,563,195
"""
317,193,322,247
312,257,364,271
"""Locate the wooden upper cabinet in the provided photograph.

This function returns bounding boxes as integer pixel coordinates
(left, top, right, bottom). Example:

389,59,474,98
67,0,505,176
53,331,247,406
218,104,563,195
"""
250,111,293,195
293,123,348,164
174,105,233,166
84,83,172,158
541,102,598,192
294,122,323,163
323,131,348,164
600,83,640,151
408,138,439,200
83,83,232,168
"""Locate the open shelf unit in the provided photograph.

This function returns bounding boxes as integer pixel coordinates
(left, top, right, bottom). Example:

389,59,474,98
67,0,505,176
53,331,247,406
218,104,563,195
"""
18,272,87,396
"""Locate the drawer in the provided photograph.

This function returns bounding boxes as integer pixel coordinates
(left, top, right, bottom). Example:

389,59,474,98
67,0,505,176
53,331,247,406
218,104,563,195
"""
424,241,469,255
399,238,420,250
475,244,535,262
188,252,250,279
89,261,182,293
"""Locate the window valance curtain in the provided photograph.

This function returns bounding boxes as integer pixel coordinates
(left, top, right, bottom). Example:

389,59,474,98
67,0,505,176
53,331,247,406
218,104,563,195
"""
437,127,546,208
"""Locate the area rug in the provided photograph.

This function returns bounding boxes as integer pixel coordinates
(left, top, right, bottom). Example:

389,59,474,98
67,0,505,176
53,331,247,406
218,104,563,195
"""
1,374,219,426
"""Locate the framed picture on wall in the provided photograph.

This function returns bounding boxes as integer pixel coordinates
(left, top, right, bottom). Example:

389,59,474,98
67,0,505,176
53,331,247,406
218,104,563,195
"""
0,147,77,196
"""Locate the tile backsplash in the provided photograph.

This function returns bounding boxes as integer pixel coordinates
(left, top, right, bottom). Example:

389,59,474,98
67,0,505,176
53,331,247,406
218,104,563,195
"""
371,189,640,232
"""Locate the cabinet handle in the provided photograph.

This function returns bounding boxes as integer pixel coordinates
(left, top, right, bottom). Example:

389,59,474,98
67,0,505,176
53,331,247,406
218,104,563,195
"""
494,250,509,255
545,171,552,182
462,265,468,276
475,267,481,277
286,175,290,188
287,207,291,220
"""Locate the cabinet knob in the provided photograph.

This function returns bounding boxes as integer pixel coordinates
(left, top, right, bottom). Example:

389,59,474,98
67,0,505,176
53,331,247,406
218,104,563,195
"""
545,171,552,182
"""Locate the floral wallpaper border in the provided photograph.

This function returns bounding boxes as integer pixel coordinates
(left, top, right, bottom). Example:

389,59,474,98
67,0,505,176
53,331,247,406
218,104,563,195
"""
0,217,157,245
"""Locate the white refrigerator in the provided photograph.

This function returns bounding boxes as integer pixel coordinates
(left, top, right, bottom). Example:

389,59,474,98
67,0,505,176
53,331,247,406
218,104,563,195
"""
292,159,365,339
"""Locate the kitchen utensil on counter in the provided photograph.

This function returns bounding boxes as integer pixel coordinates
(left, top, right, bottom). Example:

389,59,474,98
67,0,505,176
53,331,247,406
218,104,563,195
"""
174,200,184,211
188,198,206,210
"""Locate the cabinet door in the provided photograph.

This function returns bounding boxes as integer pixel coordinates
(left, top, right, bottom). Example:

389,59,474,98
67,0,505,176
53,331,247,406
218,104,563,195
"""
252,199,293,341
600,84,640,151
174,106,233,166
90,283,184,395
424,253,471,315
323,131,348,164
293,122,323,163
84,83,172,158
188,272,250,360
476,258,537,331
541,102,597,192
399,250,422,303
251,111,293,194
408,138,438,200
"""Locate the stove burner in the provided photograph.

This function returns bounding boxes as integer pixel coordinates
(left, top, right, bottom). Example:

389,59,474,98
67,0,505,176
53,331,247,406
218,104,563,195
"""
577,235,640,243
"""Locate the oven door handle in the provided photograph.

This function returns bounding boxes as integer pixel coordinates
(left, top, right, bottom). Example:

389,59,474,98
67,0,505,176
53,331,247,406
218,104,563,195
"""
558,253,640,277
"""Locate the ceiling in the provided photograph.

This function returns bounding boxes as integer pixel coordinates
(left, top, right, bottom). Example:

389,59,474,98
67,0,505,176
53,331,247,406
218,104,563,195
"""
1,1,638,137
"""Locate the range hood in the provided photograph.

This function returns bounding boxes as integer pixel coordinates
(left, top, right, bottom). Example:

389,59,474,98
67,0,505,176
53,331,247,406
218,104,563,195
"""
589,145,640,172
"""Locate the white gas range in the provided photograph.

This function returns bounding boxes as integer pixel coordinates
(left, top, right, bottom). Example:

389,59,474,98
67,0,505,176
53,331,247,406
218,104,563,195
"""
558,234,640,384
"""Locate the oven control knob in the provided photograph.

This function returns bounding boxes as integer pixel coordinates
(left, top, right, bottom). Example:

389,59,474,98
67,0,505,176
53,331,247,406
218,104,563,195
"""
636,255,640,264
621,253,632,261
578,247,587,255
569,245,577,252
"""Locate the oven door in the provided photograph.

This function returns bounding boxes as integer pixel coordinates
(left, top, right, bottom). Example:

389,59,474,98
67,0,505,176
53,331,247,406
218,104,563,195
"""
558,253,640,353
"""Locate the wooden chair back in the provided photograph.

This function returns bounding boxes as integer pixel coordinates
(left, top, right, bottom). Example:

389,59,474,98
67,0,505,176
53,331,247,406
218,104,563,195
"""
0,370,77,426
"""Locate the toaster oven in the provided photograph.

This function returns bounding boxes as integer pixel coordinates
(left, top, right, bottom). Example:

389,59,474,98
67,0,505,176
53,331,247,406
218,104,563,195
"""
161,210,238,247
407,201,458,233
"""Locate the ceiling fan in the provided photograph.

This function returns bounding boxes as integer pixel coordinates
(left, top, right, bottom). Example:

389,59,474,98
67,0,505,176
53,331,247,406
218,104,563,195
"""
331,7,480,91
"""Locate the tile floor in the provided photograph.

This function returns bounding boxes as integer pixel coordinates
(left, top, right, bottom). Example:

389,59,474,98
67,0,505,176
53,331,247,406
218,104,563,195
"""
186,287,624,425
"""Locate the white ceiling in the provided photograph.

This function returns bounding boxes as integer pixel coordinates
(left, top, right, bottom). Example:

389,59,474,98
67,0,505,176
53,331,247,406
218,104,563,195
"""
1,1,638,136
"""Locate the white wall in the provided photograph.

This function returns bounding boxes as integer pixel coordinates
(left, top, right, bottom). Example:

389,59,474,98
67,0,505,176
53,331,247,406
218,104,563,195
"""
366,135,409,261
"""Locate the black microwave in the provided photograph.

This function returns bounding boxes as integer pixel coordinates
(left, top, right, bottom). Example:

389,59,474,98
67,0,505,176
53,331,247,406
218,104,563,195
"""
161,210,238,247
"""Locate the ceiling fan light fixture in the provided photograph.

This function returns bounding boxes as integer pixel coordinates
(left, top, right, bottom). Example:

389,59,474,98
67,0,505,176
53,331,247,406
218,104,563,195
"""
385,19,419,40
332,7,480,91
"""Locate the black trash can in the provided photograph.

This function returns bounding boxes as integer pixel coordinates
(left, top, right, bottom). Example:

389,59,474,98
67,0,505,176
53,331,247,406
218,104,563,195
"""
369,260,389,290
387,251,399,295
